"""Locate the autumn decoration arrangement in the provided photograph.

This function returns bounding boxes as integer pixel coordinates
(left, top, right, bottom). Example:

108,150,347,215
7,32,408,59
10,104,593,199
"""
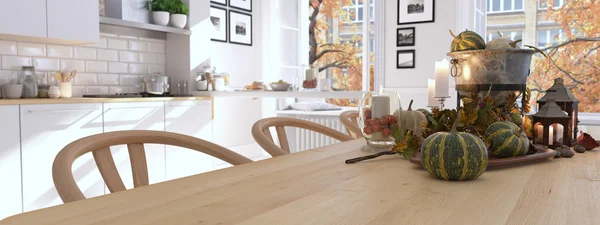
346,28,599,182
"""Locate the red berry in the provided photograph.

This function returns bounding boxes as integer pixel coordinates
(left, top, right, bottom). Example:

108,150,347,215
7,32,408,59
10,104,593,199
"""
363,126,374,135
380,118,389,125
364,109,372,119
369,119,380,126
382,128,392,137
390,116,398,124
373,125,383,132
364,119,371,126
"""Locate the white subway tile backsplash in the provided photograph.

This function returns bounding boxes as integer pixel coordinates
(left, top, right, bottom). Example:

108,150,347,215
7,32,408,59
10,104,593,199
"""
2,56,32,70
118,35,138,40
60,59,85,71
86,61,108,73
74,47,97,60
108,62,128,73
0,33,168,94
128,40,148,52
128,63,147,74
72,86,86,97
119,51,138,62
33,58,60,71
18,42,46,57
108,86,127,94
48,45,73,58
120,75,139,85
98,74,120,85
86,37,107,48
0,40,17,55
139,37,166,43
97,49,118,61
86,86,108,95
74,73,98,85
108,38,128,50
148,64,165,75
139,53,156,64
156,54,166,64
148,42,165,53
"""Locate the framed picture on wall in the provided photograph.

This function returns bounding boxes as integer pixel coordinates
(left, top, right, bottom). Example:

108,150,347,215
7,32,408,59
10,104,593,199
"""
397,50,415,69
397,27,415,47
229,0,252,12
397,0,435,25
211,0,227,6
229,10,252,46
210,6,228,42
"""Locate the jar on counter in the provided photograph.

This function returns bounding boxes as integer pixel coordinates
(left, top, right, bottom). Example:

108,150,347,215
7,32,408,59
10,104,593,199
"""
21,66,38,98
212,75,225,91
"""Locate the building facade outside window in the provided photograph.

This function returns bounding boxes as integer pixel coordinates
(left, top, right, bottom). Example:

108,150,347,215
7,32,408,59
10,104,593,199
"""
487,0,524,13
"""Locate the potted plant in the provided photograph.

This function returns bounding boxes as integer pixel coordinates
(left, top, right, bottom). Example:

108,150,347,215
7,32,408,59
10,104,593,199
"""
169,0,188,28
147,0,172,26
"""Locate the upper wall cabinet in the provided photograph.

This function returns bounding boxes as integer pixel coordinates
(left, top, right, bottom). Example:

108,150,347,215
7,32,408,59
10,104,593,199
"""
0,0,99,45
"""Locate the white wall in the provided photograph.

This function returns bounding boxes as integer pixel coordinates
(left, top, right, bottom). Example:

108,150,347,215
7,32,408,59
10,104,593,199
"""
383,0,458,110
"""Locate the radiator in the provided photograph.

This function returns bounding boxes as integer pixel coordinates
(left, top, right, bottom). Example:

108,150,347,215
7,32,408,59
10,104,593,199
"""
277,113,346,153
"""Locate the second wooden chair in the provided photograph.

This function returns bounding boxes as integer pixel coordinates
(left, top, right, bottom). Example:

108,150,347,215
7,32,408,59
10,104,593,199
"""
252,117,354,157
339,110,362,139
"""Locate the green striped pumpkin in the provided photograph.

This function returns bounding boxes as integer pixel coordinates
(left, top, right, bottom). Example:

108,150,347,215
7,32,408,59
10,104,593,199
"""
449,30,486,52
421,123,488,181
485,121,529,158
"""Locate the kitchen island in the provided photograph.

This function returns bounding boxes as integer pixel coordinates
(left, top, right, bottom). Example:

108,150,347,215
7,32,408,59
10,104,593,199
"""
2,139,599,225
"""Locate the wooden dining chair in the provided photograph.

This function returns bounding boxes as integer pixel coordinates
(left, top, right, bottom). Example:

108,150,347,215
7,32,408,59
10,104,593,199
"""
53,130,252,203
252,117,354,157
339,110,362,139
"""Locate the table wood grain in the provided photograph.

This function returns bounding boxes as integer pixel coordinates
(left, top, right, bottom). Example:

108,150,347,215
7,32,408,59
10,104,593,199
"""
2,140,599,225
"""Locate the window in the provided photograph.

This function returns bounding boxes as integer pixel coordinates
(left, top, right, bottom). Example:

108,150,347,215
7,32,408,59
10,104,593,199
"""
343,0,374,23
537,29,565,47
539,0,564,9
487,0,524,12
309,0,376,105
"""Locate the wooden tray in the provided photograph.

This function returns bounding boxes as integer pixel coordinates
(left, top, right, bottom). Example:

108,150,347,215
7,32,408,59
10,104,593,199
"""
409,144,557,170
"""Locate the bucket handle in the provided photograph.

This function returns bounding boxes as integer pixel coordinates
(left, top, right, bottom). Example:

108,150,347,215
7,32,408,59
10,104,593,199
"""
450,59,465,77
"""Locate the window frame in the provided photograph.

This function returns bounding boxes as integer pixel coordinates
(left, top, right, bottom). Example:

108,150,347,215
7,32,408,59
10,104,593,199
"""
538,0,565,10
342,0,375,23
487,0,524,13
537,29,564,48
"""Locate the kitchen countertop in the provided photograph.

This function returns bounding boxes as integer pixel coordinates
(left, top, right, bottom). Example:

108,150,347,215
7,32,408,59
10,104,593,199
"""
192,90,363,98
0,97,212,105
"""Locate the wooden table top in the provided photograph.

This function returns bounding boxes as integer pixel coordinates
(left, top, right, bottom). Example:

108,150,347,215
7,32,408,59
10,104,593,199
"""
2,140,599,225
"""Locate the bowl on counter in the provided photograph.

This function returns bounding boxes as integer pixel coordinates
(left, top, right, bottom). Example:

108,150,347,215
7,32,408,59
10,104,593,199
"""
2,84,23,99
269,83,292,91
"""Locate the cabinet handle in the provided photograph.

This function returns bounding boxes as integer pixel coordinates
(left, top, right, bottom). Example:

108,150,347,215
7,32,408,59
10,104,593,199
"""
27,109,98,114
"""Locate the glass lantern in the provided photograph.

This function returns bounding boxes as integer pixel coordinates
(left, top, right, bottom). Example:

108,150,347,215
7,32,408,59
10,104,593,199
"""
358,91,402,151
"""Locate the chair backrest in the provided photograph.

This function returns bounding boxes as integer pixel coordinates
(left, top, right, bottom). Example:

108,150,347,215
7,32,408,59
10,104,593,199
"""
339,110,362,139
53,130,252,203
252,117,354,157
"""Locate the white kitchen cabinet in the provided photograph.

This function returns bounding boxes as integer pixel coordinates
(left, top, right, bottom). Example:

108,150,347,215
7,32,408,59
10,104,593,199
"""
103,102,165,190
0,106,22,219
0,0,99,44
21,104,104,212
165,100,213,180
47,0,99,44
0,0,47,39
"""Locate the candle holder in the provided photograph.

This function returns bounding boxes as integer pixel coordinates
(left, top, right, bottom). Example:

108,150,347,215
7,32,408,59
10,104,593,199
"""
358,91,401,152
435,96,450,110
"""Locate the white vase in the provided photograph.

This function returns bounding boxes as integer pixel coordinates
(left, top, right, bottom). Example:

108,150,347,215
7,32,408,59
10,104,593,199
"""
152,11,170,26
170,14,187,28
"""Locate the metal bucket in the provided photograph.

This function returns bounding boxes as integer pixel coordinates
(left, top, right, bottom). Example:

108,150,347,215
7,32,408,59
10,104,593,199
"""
447,49,536,105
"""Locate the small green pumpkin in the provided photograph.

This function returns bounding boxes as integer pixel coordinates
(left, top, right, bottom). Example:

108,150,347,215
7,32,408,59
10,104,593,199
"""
421,119,488,181
485,121,529,158
449,30,486,52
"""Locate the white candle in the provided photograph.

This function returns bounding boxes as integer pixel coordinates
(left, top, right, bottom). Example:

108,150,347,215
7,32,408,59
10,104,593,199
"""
549,126,554,145
371,96,390,119
435,59,450,98
428,79,436,107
